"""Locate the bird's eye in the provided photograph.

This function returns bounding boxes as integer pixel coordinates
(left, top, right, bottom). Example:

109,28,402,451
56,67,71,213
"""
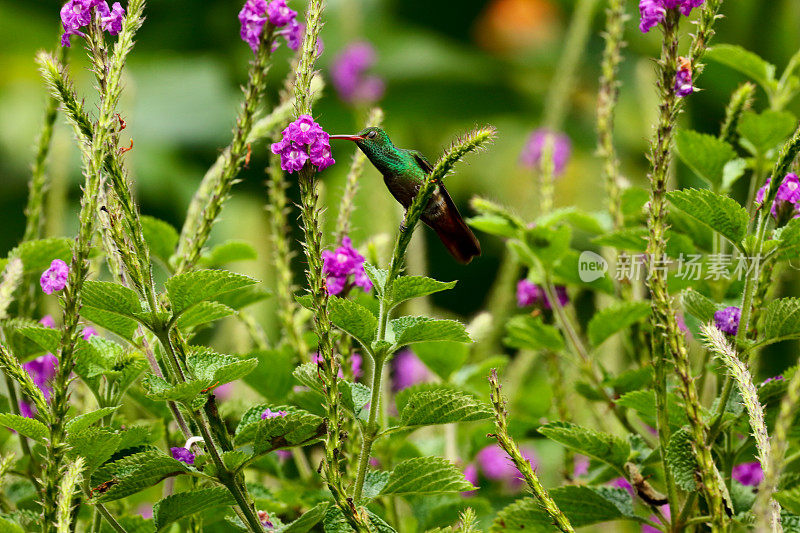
367,130,377,139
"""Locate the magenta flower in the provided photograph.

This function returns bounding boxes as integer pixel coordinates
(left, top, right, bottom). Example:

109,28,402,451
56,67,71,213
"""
762,375,784,386
757,173,800,224
82,327,98,340
40,259,69,295
350,353,363,379
239,0,300,53
266,0,296,26
321,236,371,295
733,461,764,486
278,19,303,51
271,115,334,173
171,447,195,465
261,408,288,419
60,0,126,47
675,57,694,97
392,350,432,391
639,0,705,33
516,279,568,309
609,476,634,496
642,505,670,533
462,463,478,496
520,128,571,176
23,353,59,403
40,315,56,329
714,306,741,336
475,444,537,486
573,455,590,477
331,42,385,104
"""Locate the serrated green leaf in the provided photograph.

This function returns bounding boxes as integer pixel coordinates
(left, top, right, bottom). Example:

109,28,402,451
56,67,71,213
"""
82,281,144,318
763,298,800,342
538,422,629,470
153,487,235,531
536,207,610,235
587,301,651,347
0,414,48,442
80,306,138,340
292,362,324,395
682,288,719,323
8,238,72,274
667,188,748,246
323,296,377,349
187,347,258,386
523,224,572,267
467,214,520,238
66,407,119,434
363,264,389,296
675,129,737,186
503,315,564,352
666,428,697,491
380,457,474,495
339,381,371,416
176,301,235,329
362,471,391,500
776,218,800,261
399,388,492,427
213,285,271,310
615,390,688,431
390,276,456,309
706,44,777,91
738,110,797,155
390,316,470,348
279,501,331,533
67,426,123,473
490,486,632,531
166,269,257,314
141,216,179,265
93,450,193,502
252,410,325,454
775,487,800,516
411,341,469,381
592,227,648,251
141,375,208,405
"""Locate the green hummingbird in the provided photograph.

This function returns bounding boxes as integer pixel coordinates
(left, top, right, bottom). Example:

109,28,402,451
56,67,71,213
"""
330,127,481,264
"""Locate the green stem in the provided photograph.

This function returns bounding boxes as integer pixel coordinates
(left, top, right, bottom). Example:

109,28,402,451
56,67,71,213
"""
353,351,384,501
94,503,129,533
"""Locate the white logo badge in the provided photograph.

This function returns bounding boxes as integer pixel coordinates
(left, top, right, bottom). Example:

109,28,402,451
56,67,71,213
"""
578,251,608,283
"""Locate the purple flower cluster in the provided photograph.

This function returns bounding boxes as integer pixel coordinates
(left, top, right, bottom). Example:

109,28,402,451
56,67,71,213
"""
732,461,764,486
19,353,59,418
392,350,432,391
238,0,301,54
520,128,571,176
321,236,371,295
757,173,800,224
675,57,694,97
171,446,195,465
462,444,537,490
40,259,69,295
331,42,385,104
714,306,740,335
261,408,288,419
638,0,705,33
516,279,568,309
271,115,334,173
60,0,125,47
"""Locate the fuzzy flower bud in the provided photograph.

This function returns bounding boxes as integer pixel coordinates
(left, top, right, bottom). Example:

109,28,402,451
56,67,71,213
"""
40,259,69,295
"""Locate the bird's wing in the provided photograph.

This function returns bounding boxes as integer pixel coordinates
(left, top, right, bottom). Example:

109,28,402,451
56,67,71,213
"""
405,149,434,174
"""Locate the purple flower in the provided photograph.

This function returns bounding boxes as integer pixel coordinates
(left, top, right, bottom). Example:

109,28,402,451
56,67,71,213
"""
278,19,303,51
266,0,296,26
573,455,590,478
516,279,568,309
475,444,537,486
462,463,478,496
171,446,195,465
40,315,56,329
82,327,98,340
350,353,363,379
100,2,125,34
762,375,784,386
331,42,385,104
609,476,634,496
392,350,432,391
239,0,300,53
261,408,288,419
258,510,274,529
639,0,705,33
733,461,764,486
60,0,125,47
675,57,694,97
520,128,571,176
275,450,292,460
757,173,800,223
642,505,670,533
321,237,371,295
20,353,58,414
271,115,335,173
40,259,69,295
714,306,741,336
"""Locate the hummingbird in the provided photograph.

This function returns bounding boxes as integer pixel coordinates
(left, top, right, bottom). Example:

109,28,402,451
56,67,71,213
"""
330,127,481,264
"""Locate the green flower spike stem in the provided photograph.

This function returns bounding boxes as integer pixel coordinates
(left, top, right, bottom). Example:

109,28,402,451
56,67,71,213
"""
488,369,574,533
719,83,755,147
700,324,781,531
175,24,276,273
351,126,496,504
55,458,84,533
644,5,727,530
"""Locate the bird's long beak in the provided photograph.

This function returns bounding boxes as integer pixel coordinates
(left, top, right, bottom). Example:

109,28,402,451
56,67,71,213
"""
329,134,365,141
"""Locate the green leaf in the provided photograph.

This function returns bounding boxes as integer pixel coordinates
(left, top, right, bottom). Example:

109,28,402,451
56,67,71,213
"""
79,306,138,340
0,414,48,442
538,422,629,471
140,216,179,265
536,207,610,235
362,471,391,500
339,381,371,417
8,238,72,274
503,315,564,352
390,316,471,347
775,487,800,516
243,346,295,401
82,281,143,318
467,214,520,238
213,285,271,310
363,264,389,296
321,507,396,533
187,347,258,386
587,301,651,347
682,288,719,323
706,44,777,91
279,501,330,533
390,275,456,309
399,388,492,427
592,227,648,251
411,341,469,381
775,218,800,260
153,487,235,531
615,390,688,431
523,224,572,267
490,486,632,531
666,188,749,246
675,129,737,186
67,426,122,473
201,241,258,266
166,269,257,314
763,298,800,342
321,296,377,349
666,428,697,491
141,375,208,405
252,409,325,454
0,517,24,533
66,407,118,434
738,110,798,155
380,457,475,495
175,301,235,329
94,450,193,502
